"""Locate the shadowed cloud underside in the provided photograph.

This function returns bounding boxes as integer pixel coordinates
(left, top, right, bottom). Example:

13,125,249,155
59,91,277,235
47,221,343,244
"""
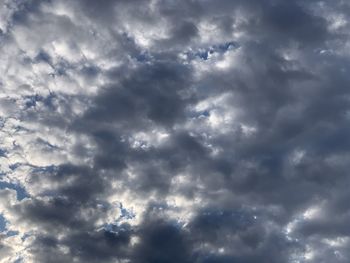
0,0,350,262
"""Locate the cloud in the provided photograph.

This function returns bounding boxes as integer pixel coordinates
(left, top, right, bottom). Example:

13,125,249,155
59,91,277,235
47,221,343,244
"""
0,0,350,262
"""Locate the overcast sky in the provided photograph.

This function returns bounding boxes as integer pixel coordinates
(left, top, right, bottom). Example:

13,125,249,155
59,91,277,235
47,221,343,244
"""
0,0,349,262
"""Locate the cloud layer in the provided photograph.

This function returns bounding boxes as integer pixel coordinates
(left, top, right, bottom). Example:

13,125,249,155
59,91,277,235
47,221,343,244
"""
0,0,350,262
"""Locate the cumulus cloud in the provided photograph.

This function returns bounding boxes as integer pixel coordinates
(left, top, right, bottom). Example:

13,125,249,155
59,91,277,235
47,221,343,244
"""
0,0,350,262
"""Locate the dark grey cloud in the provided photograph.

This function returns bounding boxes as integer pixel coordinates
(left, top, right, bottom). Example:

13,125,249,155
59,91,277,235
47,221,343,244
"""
0,0,349,262
82,61,194,128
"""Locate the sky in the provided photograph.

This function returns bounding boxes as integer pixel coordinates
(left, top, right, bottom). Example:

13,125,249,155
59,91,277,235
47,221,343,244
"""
0,0,349,262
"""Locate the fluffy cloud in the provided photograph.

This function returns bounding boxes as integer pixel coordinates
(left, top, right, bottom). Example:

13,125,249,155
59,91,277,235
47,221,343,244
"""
0,0,350,262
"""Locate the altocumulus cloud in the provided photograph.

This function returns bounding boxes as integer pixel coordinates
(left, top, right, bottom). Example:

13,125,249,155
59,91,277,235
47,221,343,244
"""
0,0,349,262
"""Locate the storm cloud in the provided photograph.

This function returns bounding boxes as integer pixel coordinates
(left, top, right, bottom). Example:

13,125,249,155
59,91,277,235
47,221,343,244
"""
0,0,350,262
